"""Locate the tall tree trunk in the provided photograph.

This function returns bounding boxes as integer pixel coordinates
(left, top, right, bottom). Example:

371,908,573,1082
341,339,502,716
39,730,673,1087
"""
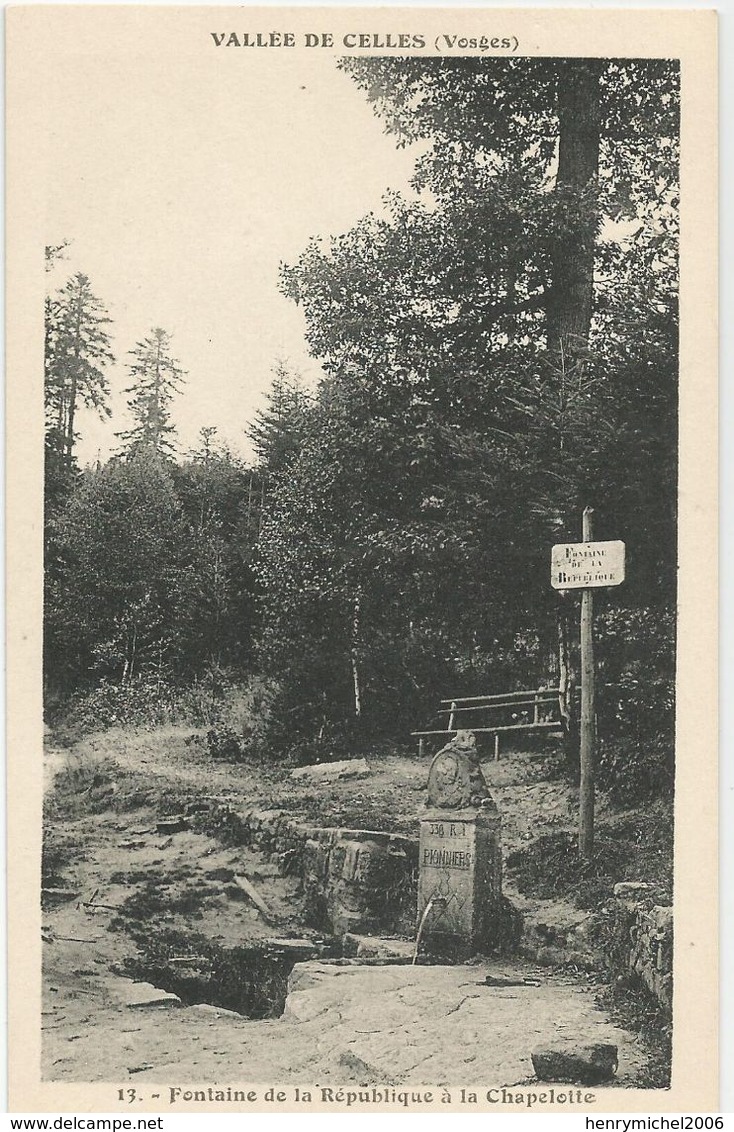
351,592,362,719
547,60,602,730
153,336,162,450
557,605,578,770
257,475,266,541
546,59,602,365
123,622,137,685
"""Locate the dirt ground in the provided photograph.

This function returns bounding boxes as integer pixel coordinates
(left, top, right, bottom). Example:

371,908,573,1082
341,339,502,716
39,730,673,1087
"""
42,725,657,1087
48,723,609,849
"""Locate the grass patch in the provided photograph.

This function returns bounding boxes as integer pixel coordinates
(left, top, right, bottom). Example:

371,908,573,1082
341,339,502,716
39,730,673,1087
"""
597,979,672,1089
43,747,198,825
250,774,423,837
41,834,82,887
44,754,163,822
113,881,171,921
44,757,122,820
109,864,189,886
111,876,223,926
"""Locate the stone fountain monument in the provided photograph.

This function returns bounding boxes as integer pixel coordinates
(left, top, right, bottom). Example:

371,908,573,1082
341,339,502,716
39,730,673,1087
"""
417,730,504,956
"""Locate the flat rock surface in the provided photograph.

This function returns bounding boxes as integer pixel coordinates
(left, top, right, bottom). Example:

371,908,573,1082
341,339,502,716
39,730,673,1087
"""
44,959,649,1085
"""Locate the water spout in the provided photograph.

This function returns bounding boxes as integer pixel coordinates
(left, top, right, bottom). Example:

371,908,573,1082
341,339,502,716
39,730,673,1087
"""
412,896,446,965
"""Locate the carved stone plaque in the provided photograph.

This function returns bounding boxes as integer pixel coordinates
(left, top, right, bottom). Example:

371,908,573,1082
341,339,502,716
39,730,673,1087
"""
426,730,494,810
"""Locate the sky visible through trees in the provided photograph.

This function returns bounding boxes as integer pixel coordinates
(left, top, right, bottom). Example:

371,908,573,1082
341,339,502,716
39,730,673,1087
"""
42,55,422,465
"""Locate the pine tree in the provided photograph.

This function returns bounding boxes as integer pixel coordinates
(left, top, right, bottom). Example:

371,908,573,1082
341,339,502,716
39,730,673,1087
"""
44,270,114,472
118,328,186,457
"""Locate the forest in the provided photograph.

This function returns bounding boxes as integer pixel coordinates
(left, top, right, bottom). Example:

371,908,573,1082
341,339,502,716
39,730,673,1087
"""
43,57,679,804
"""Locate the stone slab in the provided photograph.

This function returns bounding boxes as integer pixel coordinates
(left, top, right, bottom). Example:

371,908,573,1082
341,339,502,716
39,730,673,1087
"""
290,759,370,782
264,938,324,958
189,1003,244,1020
613,882,654,899
532,1043,618,1085
104,977,182,1009
342,934,415,960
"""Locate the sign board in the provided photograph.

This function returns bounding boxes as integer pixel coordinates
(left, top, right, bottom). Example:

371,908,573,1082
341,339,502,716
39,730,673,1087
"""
551,540,625,590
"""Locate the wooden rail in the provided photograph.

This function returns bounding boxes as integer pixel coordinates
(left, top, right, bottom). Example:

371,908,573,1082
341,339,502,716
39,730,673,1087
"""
412,687,564,759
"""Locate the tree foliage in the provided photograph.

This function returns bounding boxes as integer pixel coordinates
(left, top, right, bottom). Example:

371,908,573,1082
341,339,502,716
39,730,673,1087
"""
44,444,260,693
46,448,188,687
261,57,679,752
247,361,313,476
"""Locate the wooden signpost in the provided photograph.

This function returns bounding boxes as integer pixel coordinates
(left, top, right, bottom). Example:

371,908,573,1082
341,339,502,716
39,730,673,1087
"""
551,509,625,859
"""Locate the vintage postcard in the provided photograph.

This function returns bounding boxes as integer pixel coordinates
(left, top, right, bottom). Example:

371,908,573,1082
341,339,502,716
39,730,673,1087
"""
5,5,718,1115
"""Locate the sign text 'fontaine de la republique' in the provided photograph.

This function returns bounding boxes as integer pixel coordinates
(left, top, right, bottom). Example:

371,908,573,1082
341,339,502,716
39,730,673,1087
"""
550,540,626,590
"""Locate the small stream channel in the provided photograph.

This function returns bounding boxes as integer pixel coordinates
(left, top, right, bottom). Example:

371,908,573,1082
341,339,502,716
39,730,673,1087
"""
121,933,428,1018
123,938,340,1018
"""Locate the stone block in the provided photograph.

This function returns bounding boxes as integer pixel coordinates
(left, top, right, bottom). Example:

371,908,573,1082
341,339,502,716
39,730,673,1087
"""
189,1003,242,1019
156,816,189,834
340,841,362,883
264,938,323,959
531,1043,618,1085
290,759,370,783
535,945,568,967
328,843,347,879
342,934,415,961
328,906,370,936
649,905,673,933
354,847,376,884
105,977,182,1009
303,838,329,881
417,809,504,952
330,879,368,915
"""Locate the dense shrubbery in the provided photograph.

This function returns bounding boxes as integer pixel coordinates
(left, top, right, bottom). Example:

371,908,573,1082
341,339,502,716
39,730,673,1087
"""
506,803,674,909
54,677,194,734
205,723,246,762
597,737,674,806
49,669,267,741
44,446,260,696
595,607,675,739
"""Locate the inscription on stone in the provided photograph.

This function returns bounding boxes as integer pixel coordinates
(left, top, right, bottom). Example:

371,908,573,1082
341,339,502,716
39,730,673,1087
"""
422,847,471,868
422,820,472,870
